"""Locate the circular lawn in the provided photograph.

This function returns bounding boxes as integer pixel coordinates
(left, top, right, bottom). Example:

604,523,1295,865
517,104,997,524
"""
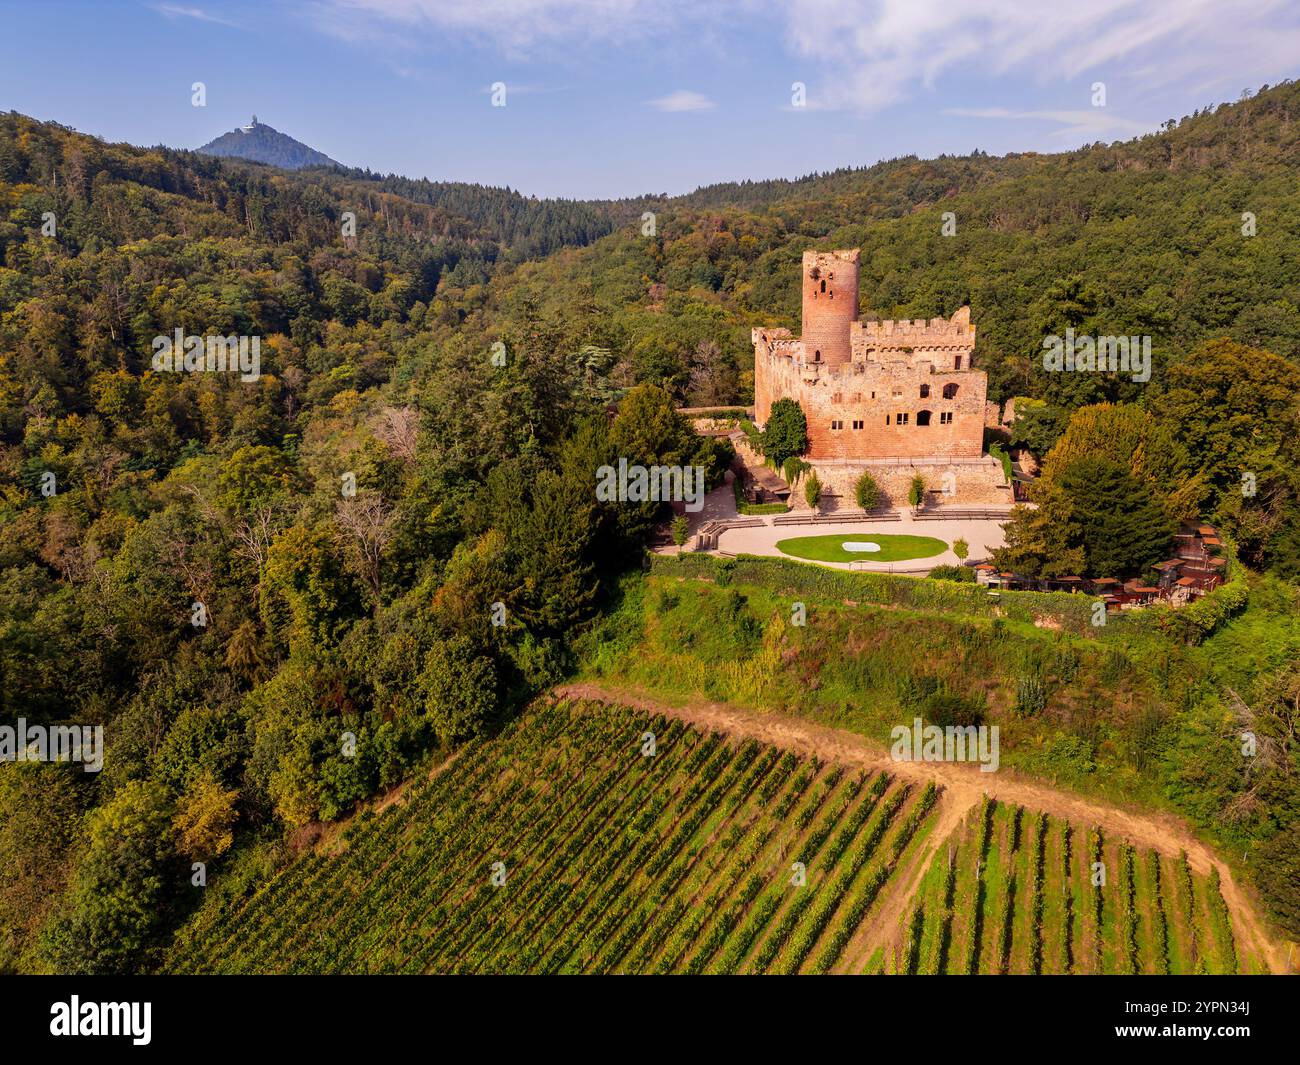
774,532,948,564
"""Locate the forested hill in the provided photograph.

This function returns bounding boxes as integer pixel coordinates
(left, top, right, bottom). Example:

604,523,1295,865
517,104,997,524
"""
666,80,1300,211
1,83,1299,976
0,106,723,974
197,118,341,171
324,171,618,261
0,112,619,264
501,78,1300,407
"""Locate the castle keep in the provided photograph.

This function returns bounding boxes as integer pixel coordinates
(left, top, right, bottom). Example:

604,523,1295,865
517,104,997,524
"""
754,249,986,460
753,250,1006,506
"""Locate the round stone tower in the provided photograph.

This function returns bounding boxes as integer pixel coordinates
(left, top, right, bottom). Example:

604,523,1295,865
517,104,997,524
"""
800,249,859,367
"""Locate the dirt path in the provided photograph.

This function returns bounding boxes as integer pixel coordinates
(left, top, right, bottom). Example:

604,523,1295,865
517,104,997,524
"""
835,785,976,974
554,681,1292,975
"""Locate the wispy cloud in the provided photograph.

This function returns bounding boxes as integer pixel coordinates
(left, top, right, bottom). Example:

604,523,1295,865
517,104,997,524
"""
784,0,1300,112
647,90,715,112
943,107,1151,139
311,0,682,55
303,0,1300,119
151,3,242,28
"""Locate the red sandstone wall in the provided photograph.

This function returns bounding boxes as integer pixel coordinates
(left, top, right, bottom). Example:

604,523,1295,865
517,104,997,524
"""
800,365,986,460
756,350,986,460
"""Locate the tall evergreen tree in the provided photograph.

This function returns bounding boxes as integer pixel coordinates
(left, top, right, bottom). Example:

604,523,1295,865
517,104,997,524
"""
1057,456,1174,577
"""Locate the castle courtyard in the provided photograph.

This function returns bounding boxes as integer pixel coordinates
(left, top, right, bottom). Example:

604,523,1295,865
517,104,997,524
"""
712,511,1008,573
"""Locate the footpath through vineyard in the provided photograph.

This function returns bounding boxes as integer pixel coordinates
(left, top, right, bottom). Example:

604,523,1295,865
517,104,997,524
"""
555,682,1290,975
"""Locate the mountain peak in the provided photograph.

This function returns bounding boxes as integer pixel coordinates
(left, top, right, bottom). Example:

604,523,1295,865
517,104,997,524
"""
197,118,340,171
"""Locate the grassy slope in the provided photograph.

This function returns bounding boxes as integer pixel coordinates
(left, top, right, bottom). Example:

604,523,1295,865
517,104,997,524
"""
576,556,1300,868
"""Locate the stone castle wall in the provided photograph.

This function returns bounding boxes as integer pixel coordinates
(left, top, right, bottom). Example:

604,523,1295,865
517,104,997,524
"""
753,250,985,463
797,456,1012,511
756,352,987,461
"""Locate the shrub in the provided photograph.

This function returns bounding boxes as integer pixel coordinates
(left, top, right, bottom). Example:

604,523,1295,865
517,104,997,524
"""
1014,675,1048,717
804,473,822,510
989,442,1013,482
928,564,974,582
921,691,986,728
854,470,881,510
783,455,811,486
761,398,808,469
907,474,926,511
952,537,969,561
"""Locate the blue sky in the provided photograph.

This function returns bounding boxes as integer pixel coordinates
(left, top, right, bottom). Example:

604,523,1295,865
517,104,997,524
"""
2,0,1299,199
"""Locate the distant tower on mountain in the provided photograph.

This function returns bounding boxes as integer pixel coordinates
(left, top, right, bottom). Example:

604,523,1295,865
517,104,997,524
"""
198,117,339,170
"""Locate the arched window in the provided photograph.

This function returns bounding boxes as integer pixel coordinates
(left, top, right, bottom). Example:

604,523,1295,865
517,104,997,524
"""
916,410,932,426
919,384,930,399
813,350,821,362
942,383,959,399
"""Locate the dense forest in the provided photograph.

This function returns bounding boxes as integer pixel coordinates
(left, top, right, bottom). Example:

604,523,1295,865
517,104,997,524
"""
1,81,1298,973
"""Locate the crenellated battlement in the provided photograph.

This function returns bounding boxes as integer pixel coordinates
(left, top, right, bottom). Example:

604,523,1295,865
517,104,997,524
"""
857,306,972,339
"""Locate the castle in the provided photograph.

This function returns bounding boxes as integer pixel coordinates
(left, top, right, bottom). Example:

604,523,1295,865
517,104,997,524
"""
753,250,1007,506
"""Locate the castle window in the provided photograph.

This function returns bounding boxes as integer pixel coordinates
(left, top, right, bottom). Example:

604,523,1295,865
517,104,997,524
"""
853,419,864,430
814,350,821,362
896,412,909,425
942,383,959,399
916,410,932,426
892,388,902,398
832,393,842,403
885,415,890,425
871,391,876,399
831,420,844,430
954,355,963,370
919,384,930,399
940,411,953,425
820,280,826,293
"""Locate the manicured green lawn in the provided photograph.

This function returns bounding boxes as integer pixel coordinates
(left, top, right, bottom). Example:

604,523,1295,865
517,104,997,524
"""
775,533,948,563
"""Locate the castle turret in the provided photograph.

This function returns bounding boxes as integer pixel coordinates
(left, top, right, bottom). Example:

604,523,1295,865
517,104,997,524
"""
800,249,858,368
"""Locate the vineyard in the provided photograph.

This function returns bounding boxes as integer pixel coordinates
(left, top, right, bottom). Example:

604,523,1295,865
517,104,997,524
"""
166,699,1254,974
891,798,1262,974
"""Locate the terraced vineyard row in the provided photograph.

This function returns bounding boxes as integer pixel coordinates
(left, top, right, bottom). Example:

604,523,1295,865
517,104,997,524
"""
166,699,943,974
887,798,1267,975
